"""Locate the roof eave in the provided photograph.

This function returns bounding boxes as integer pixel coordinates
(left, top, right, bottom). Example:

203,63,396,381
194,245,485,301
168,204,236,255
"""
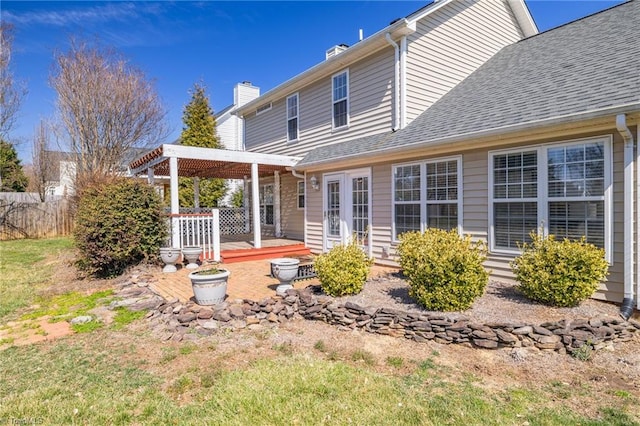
296,103,640,171
234,19,415,117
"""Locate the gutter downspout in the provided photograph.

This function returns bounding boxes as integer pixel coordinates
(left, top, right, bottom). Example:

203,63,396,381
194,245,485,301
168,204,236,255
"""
385,33,400,132
290,169,308,249
400,36,408,129
616,113,635,320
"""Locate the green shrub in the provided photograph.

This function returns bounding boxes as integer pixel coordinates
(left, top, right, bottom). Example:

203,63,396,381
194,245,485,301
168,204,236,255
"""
74,178,167,277
396,229,489,311
510,232,609,307
315,238,373,296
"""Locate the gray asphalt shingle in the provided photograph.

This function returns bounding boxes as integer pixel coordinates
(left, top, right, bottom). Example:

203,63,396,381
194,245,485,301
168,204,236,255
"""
298,0,640,168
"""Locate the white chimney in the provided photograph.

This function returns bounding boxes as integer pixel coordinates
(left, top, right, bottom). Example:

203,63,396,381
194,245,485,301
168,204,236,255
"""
326,44,349,60
234,81,260,107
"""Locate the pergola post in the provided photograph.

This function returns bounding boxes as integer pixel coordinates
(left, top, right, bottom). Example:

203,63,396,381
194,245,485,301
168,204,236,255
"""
147,167,155,185
193,177,200,211
243,176,250,233
251,163,261,248
169,156,180,247
274,170,281,237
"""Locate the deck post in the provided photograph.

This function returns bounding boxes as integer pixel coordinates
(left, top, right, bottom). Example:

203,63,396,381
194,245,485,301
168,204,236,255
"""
212,208,221,262
147,167,155,185
169,156,180,247
274,170,281,237
251,163,261,248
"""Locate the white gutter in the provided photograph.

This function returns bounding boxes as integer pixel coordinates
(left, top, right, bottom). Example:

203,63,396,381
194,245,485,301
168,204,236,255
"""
616,113,635,319
385,33,400,132
400,36,408,129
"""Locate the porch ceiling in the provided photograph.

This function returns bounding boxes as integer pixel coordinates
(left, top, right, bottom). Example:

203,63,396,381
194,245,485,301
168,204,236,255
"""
129,144,302,179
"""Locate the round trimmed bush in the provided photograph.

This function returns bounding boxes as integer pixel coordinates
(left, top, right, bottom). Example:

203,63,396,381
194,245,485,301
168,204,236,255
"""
74,178,167,277
396,229,489,311
315,239,373,296
510,233,609,307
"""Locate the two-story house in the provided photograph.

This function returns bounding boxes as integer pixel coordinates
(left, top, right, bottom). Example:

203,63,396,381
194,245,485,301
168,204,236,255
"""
235,1,536,253
130,0,639,309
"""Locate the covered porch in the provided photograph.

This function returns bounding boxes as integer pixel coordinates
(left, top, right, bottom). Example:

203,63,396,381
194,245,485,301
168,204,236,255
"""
129,144,306,261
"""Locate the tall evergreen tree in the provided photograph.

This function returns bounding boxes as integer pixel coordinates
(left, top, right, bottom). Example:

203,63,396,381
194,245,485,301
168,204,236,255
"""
0,139,28,192
178,83,227,208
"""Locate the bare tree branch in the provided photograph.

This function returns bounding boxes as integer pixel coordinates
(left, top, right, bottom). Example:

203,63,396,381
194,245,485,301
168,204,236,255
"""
0,22,27,138
31,120,55,201
50,38,168,190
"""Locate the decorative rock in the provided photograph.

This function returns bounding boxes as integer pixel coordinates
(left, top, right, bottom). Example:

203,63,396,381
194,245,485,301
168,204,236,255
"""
496,329,518,344
512,326,533,335
70,315,93,325
532,325,553,336
177,312,197,323
229,305,245,319
201,321,219,330
473,339,499,349
197,309,214,320
246,317,260,325
212,310,232,322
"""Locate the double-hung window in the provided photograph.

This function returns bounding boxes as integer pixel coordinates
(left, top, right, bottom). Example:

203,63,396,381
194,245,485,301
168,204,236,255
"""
490,136,611,257
393,157,461,240
287,93,299,142
332,70,349,129
260,184,274,225
297,181,305,209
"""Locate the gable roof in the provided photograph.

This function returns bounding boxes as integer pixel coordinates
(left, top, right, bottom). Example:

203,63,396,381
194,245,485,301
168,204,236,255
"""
235,0,536,117
297,0,640,169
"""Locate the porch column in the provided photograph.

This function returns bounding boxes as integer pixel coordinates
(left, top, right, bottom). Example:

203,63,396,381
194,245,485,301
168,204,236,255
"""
251,163,261,248
169,156,180,247
193,177,200,211
274,170,281,237
243,176,250,233
147,167,155,185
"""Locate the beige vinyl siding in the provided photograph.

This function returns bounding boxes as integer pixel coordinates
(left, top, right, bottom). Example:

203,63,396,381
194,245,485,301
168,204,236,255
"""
245,47,395,157
303,128,628,303
279,173,304,240
405,0,523,123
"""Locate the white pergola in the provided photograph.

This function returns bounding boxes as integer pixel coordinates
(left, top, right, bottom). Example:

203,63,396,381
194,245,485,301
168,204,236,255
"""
129,144,302,249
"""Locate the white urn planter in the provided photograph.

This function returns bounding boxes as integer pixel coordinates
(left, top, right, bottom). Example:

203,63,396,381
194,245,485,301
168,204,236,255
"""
182,246,203,269
188,268,230,305
270,258,300,296
159,247,181,273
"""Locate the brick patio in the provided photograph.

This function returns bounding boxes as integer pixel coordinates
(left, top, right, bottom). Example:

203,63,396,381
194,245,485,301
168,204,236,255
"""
149,259,397,303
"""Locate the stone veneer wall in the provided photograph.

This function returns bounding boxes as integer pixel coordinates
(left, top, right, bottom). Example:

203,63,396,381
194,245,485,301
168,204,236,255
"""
120,275,639,354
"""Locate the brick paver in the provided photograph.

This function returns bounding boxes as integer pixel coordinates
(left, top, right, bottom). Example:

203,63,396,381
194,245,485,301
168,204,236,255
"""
149,259,396,303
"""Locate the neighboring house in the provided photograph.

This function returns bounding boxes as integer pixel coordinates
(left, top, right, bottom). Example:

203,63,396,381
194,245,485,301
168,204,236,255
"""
235,0,537,243
215,82,260,205
45,148,149,198
44,151,77,199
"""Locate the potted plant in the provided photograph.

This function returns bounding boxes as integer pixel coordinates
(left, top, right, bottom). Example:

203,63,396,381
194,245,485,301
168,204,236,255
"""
188,266,230,305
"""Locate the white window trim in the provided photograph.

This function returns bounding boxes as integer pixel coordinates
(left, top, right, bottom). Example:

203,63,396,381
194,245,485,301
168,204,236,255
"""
331,69,349,131
488,135,612,262
297,180,305,210
391,155,463,242
256,102,272,116
260,183,274,226
286,93,299,143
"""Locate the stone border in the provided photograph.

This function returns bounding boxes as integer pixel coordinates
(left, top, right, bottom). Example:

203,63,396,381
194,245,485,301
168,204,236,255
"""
119,272,640,354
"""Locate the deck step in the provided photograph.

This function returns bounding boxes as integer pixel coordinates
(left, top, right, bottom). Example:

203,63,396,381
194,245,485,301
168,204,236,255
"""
221,244,311,264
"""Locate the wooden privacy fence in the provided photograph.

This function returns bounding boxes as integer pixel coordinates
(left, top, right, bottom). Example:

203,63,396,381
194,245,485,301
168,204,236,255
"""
0,196,74,240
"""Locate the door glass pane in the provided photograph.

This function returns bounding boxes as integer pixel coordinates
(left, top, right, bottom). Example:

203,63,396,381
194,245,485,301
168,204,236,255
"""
327,180,340,238
352,176,368,244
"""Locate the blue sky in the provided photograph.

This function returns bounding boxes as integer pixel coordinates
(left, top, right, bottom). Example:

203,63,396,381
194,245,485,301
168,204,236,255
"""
2,0,624,162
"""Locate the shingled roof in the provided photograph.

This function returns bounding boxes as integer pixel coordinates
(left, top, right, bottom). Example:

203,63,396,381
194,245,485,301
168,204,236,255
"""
297,0,640,168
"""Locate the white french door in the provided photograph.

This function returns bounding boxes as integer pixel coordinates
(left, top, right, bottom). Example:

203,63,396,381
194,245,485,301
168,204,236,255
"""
323,168,371,252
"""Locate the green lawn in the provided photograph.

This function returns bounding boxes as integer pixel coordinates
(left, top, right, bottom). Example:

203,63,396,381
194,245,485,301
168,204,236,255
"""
0,237,74,320
0,238,638,425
